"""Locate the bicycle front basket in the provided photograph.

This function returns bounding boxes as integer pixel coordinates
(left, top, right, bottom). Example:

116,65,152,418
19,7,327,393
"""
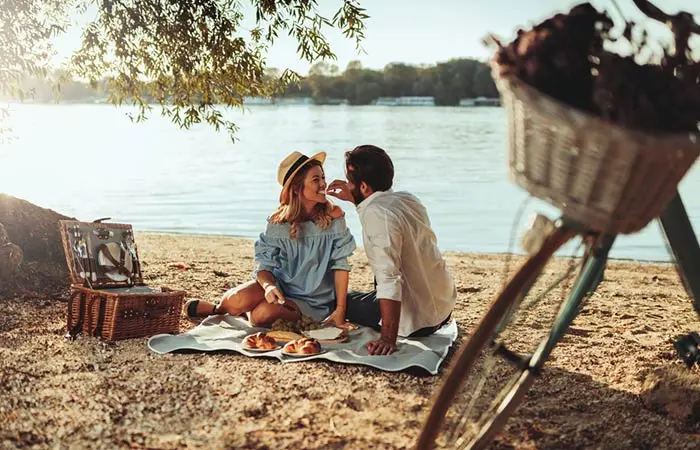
496,73,700,235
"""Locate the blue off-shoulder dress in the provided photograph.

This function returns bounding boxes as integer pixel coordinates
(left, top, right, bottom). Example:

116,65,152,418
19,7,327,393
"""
253,216,357,322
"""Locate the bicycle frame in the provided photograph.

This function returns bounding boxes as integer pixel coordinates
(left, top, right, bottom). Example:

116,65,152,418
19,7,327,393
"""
523,0,700,369
659,193,700,314
529,192,700,370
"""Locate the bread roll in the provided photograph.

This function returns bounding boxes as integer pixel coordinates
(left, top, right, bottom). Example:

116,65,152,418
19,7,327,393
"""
243,332,277,350
283,337,321,355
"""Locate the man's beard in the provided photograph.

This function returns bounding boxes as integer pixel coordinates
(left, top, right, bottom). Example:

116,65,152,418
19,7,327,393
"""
351,184,365,205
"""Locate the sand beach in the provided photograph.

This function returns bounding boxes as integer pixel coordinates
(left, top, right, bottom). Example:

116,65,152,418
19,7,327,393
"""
1,232,698,449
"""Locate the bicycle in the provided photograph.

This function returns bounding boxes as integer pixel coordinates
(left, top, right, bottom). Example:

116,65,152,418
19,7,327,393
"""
415,1,700,449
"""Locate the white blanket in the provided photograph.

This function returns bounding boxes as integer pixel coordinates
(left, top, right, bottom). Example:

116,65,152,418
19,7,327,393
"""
147,315,458,375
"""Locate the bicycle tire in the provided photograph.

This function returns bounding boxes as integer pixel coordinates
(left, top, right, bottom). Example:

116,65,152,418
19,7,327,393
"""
415,225,577,450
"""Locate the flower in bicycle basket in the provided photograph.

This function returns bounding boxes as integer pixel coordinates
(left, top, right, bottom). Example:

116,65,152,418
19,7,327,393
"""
489,2,700,134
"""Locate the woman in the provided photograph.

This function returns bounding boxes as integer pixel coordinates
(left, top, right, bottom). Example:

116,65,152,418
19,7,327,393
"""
185,151,356,327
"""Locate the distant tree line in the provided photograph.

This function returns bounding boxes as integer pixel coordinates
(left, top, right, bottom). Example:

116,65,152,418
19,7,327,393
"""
5,58,499,106
272,58,499,105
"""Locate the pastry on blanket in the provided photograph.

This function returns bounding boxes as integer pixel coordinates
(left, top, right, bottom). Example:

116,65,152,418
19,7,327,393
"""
268,330,305,342
243,332,277,350
283,337,322,355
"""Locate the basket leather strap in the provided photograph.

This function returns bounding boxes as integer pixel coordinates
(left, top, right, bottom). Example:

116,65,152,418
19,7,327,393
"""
96,243,133,278
94,295,107,337
87,295,95,336
87,295,107,338
119,248,126,273
67,290,86,338
127,247,139,280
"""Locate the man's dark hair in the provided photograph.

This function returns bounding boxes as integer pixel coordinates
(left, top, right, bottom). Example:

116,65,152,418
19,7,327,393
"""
344,144,394,192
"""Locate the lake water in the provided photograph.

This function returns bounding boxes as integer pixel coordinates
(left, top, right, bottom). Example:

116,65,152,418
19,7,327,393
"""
1,103,698,262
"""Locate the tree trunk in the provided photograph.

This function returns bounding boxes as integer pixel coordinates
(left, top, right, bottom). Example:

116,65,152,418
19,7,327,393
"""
0,194,73,296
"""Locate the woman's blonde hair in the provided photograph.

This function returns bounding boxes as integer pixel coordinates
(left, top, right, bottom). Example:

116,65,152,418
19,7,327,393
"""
269,160,334,239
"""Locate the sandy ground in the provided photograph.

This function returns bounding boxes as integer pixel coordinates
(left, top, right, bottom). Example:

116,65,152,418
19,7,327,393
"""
1,232,699,449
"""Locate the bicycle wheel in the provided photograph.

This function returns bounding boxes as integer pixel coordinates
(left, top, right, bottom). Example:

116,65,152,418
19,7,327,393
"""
415,224,581,450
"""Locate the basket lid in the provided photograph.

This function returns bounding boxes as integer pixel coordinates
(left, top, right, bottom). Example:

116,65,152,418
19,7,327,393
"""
59,219,144,288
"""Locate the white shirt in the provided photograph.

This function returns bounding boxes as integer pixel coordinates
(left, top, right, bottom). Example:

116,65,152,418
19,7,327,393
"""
356,190,457,337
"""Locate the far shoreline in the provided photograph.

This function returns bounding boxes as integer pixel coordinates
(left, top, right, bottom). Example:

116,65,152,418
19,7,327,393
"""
137,230,679,267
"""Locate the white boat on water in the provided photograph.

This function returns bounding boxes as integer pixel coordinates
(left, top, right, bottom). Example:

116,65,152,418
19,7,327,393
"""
375,96,435,106
243,96,274,105
459,96,501,107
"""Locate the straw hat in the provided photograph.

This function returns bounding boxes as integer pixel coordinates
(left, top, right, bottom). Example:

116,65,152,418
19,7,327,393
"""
278,151,327,202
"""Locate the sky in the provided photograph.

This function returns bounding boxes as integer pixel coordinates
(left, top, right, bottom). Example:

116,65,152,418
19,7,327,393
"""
50,0,700,75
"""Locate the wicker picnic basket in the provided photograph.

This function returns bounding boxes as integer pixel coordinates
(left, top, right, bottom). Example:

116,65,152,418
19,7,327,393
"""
59,219,185,341
495,73,700,234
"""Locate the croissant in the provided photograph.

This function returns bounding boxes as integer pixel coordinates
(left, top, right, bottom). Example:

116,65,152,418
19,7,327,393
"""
243,332,277,350
283,337,321,355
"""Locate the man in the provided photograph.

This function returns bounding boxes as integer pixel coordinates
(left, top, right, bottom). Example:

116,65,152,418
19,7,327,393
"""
327,145,456,356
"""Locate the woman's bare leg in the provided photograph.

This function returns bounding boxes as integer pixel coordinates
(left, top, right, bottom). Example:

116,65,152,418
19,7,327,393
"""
216,280,267,316
190,280,265,317
248,299,301,327
190,281,302,326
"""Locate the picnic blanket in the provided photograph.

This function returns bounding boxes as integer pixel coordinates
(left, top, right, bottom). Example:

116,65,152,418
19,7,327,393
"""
147,315,458,375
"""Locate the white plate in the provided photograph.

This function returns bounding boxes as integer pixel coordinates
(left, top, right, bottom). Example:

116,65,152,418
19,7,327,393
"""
242,345,281,353
281,349,326,358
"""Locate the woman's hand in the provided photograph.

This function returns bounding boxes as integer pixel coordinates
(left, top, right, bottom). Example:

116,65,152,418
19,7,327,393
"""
264,284,285,305
322,308,347,327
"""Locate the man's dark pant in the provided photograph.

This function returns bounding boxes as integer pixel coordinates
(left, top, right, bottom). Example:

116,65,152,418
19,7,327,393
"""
345,290,450,338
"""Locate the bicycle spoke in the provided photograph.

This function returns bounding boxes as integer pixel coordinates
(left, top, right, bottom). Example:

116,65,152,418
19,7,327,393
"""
462,248,582,440
418,227,586,450
520,261,581,310
454,375,523,450
444,354,497,444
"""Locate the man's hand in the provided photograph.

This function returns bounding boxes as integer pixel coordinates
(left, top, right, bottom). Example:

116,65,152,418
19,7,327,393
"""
263,285,285,304
326,180,354,203
367,299,401,355
367,337,397,356
322,308,347,327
